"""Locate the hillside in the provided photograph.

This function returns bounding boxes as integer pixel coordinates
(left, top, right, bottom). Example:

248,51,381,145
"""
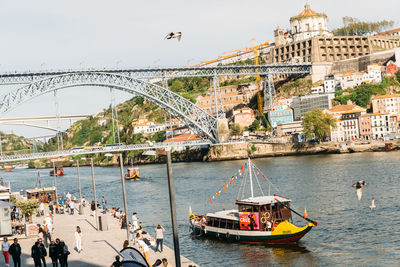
0,131,37,155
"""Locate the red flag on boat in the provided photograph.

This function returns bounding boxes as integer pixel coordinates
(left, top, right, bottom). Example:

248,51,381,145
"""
262,174,266,179
223,185,225,191
210,197,212,203
241,165,244,170
304,208,308,219
35,171,41,188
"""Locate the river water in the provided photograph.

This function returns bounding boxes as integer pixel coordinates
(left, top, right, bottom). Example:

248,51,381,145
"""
2,151,400,266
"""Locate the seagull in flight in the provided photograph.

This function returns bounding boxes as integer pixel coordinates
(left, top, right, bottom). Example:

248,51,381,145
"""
165,32,182,41
352,180,366,200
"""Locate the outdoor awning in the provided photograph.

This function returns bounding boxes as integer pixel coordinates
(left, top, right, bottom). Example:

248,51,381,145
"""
0,201,14,208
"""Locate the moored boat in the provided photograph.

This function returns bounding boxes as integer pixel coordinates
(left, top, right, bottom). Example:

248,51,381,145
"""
189,158,317,244
50,166,64,176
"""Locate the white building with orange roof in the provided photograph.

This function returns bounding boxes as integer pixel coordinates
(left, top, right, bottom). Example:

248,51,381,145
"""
327,104,366,117
330,119,345,142
370,113,390,139
133,118,166,134
289,3,332,42
371,94,400,115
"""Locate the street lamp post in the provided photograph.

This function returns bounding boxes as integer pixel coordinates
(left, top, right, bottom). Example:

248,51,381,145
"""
118,153,130,241
75,159,83,215
83,157,98,230
105,152,129,240
52,161,57,197
165,150,181,267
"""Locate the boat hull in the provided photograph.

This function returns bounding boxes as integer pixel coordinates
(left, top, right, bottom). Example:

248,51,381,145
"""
191,222,313,245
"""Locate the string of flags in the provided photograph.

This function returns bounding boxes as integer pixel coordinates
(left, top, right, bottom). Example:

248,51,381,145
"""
206,162,269,205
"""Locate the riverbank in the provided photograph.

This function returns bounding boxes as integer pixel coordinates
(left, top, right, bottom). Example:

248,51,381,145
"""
23,139,400,168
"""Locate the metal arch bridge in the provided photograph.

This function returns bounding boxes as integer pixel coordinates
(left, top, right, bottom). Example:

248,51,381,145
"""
0,72,219,143
0,64,312,85
0,63,312,145
0,140,212,163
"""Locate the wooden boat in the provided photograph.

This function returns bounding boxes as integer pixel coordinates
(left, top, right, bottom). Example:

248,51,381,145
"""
5,166,13,172
189,159,316,244
125,167,140,181
50,166,64,176
385,143,395,151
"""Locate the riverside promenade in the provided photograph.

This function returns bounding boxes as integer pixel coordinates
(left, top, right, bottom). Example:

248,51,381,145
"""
14,206,198,267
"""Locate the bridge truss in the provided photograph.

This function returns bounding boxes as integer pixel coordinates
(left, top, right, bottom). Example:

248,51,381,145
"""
0,140,211,163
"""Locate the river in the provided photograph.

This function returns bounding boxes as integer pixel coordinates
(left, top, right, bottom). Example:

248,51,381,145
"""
2,151,400,266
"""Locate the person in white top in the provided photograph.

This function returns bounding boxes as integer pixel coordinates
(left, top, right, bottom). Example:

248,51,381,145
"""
137,234,149,266
132,212,138,231
1,237,10,267
74,226,82,253
154,224,165,252
70,201,75,215
39,202,45,216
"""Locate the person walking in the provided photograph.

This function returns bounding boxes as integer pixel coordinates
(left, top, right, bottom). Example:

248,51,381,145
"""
90,201,96,217
49,240,58,267
31,242,42,267
9,238,21,267
101,196,107,214
38,238,47,267
2,237,10,267
55,239,62,267
60,241,69,267
43,223,51,248
155,225,165,252
69,201,75,215
74,226,82,253
39,202,45,216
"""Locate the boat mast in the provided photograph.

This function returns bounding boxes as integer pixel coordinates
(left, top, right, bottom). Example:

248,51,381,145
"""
248,158,254,198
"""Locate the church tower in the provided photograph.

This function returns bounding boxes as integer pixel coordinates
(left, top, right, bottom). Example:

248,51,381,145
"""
289,3,332,42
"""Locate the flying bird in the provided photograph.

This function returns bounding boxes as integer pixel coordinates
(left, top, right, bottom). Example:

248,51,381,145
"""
352,180,366,200
165,32,182,41
369,198,376,209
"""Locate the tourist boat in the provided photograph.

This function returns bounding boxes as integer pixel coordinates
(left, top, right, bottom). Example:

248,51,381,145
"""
5,166,13,172
189,158,317,244
50,166,64,176
385,143,395,151
125,167,140,181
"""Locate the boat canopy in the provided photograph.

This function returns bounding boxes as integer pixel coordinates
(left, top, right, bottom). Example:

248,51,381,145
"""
206,209,239,221
236,195,291,206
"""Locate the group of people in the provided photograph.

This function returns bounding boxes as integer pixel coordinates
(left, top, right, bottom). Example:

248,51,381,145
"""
0,229,80,267
32,237,70,267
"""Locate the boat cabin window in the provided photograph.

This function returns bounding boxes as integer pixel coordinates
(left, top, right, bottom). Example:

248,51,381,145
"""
219,220,226,229
239,205,255,212
260,204,271,212
226,221,233,229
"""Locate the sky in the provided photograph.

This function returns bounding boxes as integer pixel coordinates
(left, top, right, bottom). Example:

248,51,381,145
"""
0,0,399,138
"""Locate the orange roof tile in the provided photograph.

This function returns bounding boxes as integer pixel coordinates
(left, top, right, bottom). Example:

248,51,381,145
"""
372,94,400,100
375,28,400,36
328,105,364,113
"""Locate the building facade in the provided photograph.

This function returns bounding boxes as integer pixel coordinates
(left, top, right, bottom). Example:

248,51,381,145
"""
292,94,333,121
371,94,400,115
341,110,363,141
233,108,255,129
386,60,400,75
371,113,390,139
289,4,332,43
330,119,345,142
359,114,372,140
268,104,294,128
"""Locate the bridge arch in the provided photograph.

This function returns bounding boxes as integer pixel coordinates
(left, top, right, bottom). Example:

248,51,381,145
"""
0,72,218,143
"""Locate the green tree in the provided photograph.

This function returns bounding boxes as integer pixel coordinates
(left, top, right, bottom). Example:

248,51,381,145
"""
333,17,394,36
10,196,39,223
230,123,241,136
396,71,400,82
302,108,337,141
249,119,260,132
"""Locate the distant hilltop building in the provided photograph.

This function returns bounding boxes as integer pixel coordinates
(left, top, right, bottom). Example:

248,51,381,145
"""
270,3,400,65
